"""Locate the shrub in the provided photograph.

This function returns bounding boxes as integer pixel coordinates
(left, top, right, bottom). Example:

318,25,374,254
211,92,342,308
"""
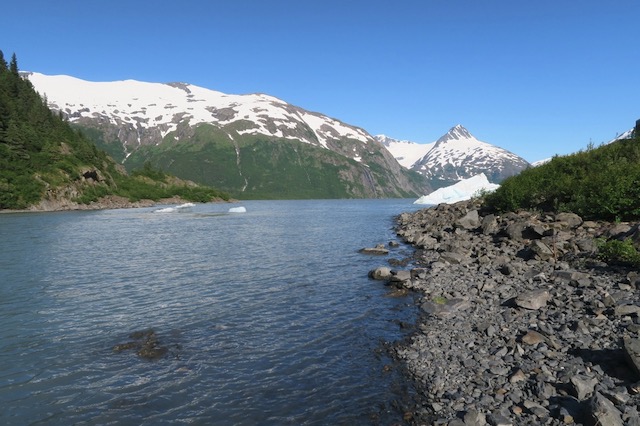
596,238,640,267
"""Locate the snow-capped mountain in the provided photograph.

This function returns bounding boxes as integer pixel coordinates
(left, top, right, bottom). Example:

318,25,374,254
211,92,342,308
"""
25,72,370,157
24,72,428,199
375,135,434,169
380,125,529,187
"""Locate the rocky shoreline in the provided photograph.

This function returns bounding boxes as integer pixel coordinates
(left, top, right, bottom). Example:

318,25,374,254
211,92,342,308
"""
371,199,640,425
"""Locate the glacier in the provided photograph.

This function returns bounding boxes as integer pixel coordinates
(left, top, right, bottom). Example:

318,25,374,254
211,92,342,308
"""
414,173,499,205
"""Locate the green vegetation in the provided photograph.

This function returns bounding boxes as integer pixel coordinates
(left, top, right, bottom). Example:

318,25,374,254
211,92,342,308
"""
0,51,227,210
482,135,640,221
121,126,391,199
596,238,640,267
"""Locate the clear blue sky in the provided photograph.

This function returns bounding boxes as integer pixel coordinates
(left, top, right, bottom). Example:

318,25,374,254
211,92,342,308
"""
2,0,639,162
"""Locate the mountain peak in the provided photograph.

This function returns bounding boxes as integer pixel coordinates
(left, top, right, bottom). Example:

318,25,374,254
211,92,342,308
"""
436,124,473,144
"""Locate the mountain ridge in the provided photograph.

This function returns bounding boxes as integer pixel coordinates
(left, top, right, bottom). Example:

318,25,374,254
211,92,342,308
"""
377,125,530,188
25,72,429,199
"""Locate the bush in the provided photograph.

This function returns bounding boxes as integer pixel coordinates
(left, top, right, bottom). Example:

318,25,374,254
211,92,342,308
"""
482,137,640,221
596,238,640,267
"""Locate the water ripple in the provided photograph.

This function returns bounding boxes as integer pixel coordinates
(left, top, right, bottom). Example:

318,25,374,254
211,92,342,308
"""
0,200,424,425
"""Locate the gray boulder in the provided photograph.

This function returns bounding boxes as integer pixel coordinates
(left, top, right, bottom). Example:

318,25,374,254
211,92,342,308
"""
515,289,551,310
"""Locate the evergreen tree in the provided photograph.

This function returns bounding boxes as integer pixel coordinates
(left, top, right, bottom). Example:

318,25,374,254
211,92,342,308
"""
0,50,7,72
9,53,18,75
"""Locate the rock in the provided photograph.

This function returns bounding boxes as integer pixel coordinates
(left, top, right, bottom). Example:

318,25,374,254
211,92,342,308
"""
416,234,438,249
368,266,392,280
509,369,526,383
515,289,550,310
456,209,481,230
570,374,598,400
487,412,512,426
521,330,545,345
439,251,466,264
623,336,640,377
555,212,583,229
421,297,470,318
589,392,624,426
358,244,389,255
463,409,487,425
113,328,171,361
389,270,412,283
615,304,640,317
481,214,498,235
529,240,554,261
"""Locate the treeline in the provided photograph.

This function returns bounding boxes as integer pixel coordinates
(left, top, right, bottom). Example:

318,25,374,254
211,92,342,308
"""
0,51,228,209
483,128,640,221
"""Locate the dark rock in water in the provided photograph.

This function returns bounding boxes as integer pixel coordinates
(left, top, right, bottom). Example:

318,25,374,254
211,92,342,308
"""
368,266,392,280
359,244,389,255
113,328,172,361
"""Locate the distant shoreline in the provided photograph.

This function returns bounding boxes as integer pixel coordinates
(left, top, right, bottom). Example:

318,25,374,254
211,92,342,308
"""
0,195,232,214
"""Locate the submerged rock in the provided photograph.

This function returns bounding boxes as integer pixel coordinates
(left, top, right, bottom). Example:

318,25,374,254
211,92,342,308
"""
113,328,173,361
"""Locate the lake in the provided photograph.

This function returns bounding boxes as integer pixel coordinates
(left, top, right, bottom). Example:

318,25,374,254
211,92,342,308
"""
0,199,425,425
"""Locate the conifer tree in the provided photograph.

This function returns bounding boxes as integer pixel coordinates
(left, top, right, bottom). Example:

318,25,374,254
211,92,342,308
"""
9,53,18,75
0,50,7,72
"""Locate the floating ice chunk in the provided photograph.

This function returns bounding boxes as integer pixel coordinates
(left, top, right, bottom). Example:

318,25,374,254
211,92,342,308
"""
176,202,196,209
154,207,176,213
414,173,499,205
228,206,247,213
154,202,196,213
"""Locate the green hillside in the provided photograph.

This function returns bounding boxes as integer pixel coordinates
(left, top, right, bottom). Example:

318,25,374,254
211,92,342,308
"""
84,122,424,200
483,124,640,221
0,51,228,210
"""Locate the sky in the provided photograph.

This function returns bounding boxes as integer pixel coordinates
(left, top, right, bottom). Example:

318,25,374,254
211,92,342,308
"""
1,0,639,163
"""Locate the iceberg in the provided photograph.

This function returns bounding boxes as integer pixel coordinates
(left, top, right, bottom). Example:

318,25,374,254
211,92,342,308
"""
414,173,499,205
228,206,247,213
154,202,196,213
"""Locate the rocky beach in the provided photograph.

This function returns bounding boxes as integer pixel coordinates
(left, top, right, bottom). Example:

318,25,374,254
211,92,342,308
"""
372,200,640,425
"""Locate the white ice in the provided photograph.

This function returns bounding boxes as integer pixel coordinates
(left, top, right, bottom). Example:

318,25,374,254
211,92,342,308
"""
228,206,247,213
414,173,499,205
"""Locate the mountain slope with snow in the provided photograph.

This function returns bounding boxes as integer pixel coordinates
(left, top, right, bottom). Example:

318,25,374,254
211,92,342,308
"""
24,72,429,199
375,135,434,169
407,125,529,187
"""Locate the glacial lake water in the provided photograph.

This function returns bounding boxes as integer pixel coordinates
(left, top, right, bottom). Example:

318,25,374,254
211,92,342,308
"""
0,199,425,425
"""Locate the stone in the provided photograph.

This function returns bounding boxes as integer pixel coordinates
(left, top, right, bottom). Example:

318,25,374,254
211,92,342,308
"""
555,212,583,229
389,269,412,283
440,251,466,264
515,289,550,310
521,330,545,345
358,244,389,255
529,240,554,261
589,392,624,426
623,336,640,377
463,409,487,425
481,214,498,235
487,412,512,426
509,369,526,383
368,266,392,280
615,304,640,317
570,374,598,400
416,234,438,249
421,297,470,318
456,209,481,230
